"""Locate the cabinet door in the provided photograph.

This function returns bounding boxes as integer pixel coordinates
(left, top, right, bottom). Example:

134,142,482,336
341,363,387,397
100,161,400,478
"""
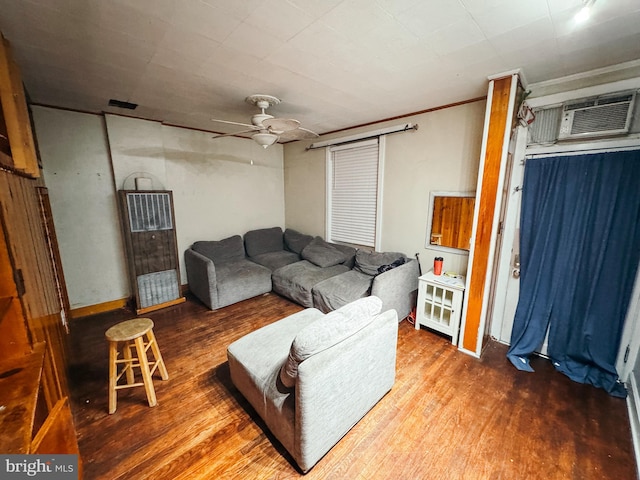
416,279,463,344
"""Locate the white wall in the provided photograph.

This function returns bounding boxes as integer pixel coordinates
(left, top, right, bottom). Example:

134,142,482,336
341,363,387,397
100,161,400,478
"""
33,107,129,309
34,108,285,310
284,100,486,276
161,123,285,282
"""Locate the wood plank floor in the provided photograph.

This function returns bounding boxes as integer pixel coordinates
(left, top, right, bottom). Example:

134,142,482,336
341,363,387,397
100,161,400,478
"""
67,293,637,479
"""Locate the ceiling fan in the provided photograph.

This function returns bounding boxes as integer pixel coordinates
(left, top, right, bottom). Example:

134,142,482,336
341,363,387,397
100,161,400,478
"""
211,94,319,148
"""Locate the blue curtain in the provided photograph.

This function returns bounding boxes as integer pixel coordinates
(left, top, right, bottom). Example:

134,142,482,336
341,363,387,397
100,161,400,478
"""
507,150,640,397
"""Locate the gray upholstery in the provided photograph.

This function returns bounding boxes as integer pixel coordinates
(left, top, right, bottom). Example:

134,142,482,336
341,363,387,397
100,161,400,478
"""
353,250,404,276
311,269,372,313
284,228,313,254
244,226,285,257
272,260,350,308
185,227,412,314
331,243,357,269
184,248,272,310
371,258,420,320
280,296,383,387
245,227,302,271
192,235,245,262
249,250,301,271
301,237,348,267
313,257,420,319
227,297,398,473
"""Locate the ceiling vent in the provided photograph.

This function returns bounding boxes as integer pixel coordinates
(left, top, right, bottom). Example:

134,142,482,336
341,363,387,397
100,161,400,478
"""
558,91,635,140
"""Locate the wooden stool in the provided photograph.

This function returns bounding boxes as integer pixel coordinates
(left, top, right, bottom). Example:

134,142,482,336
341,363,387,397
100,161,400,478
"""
105,318,168,414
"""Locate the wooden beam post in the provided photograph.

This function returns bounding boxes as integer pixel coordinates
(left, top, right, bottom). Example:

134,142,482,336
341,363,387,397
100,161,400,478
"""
0,34,39,177
459,73,520,357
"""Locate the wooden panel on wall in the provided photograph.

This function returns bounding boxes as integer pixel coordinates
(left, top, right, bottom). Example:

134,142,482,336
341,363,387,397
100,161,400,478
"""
0,170,69,407
0,29,79,460
0,207,31,358
0,35,39,177
461,75,516,354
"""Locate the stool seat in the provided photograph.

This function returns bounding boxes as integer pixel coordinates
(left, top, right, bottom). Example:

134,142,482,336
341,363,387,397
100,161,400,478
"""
106,317,168,414
106,318,154,342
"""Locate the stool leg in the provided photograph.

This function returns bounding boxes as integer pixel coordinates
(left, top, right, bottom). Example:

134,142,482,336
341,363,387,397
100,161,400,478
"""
147,330,169,380
108,341,118,414
135,335,157,407
122,341,135,385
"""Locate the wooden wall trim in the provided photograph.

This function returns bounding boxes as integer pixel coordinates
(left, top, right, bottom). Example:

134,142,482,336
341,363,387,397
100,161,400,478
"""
70,297,129,320
71,284,190,319
461,75,517,355
0,35,39,177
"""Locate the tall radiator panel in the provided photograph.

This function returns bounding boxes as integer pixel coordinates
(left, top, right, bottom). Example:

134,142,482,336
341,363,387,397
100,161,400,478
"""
119,190,185,314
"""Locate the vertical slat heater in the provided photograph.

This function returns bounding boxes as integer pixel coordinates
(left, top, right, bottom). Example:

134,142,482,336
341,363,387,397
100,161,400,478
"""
119,190,185,314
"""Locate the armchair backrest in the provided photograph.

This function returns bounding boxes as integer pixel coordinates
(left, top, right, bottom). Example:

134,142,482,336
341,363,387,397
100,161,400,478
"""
191,235,245,263
294,307,398,472
244,227,284,257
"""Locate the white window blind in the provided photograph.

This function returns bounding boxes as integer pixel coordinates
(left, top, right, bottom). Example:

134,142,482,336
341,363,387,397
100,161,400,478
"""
328,139,380,247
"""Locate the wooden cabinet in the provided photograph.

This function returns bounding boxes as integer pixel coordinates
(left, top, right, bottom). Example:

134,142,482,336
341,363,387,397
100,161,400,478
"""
0,31,80,465
119,190,185,314
415,271,465,346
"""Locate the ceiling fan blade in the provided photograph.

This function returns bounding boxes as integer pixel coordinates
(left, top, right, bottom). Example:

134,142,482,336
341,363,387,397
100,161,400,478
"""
212,128,257,139
279,127,319,141
262,117,300,133
210,118,257,129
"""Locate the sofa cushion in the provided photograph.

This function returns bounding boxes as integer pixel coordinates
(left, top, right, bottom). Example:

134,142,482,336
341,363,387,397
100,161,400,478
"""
272,260,349,308
192,235,245,263
250,250,301,272
301,237,348,268
354,250,405,276
244,227,284,257
332,243,357,269
279,296,383,387
311,270,374,313
215,259,272,308
284,228,313,254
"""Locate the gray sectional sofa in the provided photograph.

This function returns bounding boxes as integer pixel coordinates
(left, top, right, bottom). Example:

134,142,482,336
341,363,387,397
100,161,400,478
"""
184,227,419,318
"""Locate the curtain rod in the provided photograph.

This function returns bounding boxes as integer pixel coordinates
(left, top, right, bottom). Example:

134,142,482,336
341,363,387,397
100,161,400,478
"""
306,123,418,150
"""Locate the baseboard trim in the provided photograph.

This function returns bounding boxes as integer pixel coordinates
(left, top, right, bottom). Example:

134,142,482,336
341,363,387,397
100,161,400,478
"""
70,286,191,320
626,375,640,479
70,298,129,320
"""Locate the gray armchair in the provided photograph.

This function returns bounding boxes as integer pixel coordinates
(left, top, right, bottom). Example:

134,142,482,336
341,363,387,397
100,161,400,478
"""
227,296,397,473
184,235,272,310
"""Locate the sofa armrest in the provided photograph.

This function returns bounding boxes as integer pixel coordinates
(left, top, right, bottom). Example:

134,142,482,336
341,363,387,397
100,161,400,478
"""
184,248,218,309
371,258,419,320
295,309,398,472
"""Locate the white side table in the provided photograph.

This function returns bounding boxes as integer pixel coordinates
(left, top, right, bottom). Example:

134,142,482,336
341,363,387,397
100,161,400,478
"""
415,270,466,346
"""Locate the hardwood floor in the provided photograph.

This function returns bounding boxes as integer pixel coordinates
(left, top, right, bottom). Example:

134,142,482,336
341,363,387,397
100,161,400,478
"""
67,293,637,479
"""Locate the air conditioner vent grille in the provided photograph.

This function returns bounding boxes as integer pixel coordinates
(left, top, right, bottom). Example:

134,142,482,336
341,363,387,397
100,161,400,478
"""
557,90,635,140
530,106,562,144
570,103,631,135
565,100,596,111
598,93,634,105
126,192,173,232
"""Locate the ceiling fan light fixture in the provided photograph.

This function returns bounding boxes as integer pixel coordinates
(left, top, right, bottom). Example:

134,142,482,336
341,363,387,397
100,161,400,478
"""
252,132,279,148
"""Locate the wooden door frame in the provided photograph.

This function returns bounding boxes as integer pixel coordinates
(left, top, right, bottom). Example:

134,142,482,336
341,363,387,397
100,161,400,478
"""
36,186,71,332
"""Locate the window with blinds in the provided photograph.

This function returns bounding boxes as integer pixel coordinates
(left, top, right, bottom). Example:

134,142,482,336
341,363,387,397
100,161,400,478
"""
327,138,382,247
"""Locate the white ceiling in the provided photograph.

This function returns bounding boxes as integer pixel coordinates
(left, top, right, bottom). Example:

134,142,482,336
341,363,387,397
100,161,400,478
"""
1,0,639,138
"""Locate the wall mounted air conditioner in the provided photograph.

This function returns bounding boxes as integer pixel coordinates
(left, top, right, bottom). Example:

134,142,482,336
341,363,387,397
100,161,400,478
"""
558,91,636,140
